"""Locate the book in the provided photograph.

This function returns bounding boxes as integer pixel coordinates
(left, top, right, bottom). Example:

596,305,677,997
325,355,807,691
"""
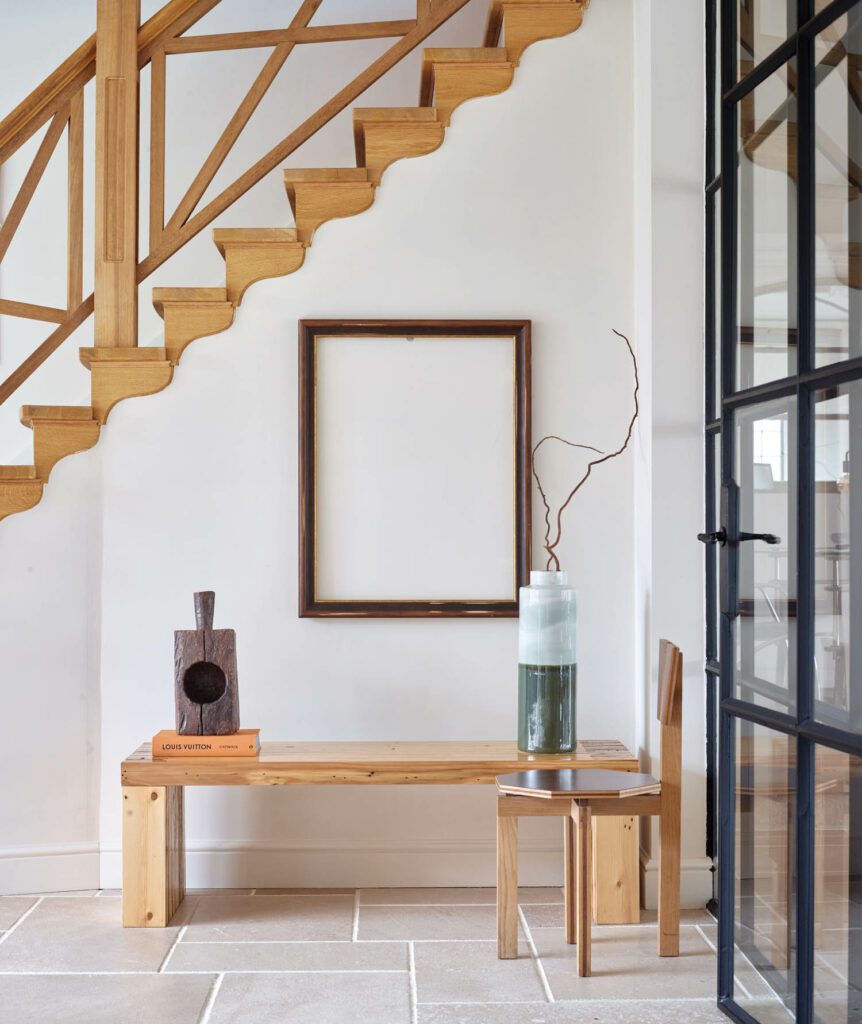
152,729,261,758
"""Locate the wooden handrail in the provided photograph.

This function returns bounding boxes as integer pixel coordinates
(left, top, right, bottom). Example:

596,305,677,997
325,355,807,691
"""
0,0,219,165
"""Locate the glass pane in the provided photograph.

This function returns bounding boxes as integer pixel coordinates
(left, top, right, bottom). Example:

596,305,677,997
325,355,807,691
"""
737,64,798,389
814,747,862,1024
815,381,862,735
738,1,795,80
735,397,797,713
735,721,796,1019
815,8,862,368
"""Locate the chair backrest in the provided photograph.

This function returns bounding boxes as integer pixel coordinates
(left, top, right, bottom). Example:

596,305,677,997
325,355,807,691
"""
657,639,683,726
657,639,683,791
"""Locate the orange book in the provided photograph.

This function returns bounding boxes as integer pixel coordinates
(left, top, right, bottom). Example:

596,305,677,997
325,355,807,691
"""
152,729,260,758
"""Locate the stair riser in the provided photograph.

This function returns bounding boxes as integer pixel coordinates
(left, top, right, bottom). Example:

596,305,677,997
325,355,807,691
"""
90,364,174,424
33,421,100,480
222,245,306,305
161,303,235,364
288,183,376,245
431,64,514,125
361,123,446,183
503,2,584,63
0,482,44,521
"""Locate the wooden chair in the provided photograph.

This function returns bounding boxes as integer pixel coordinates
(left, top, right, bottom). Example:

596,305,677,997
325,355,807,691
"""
496,639,683,976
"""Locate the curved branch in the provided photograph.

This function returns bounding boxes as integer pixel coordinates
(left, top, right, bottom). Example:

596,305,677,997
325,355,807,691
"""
543,329,639,565
530,435,606,570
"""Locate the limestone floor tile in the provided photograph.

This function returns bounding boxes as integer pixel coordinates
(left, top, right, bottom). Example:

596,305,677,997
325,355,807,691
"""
418,999,729,1023
697,922,781,999
413,940,546,1003
0,896,37,930
207,971,411,1024
358,904,503,941
533,925,720,1000
254,888,355,896
168,940,408,973
183,894,354,941
361,888,562,906
0,973,216,1024
0,897,182,973
522,904,565,928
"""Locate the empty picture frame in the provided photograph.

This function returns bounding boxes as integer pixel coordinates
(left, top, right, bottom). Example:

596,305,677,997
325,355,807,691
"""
299,319,531,617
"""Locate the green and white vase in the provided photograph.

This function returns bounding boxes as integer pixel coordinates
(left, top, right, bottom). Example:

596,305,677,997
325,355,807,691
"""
518,570,577,753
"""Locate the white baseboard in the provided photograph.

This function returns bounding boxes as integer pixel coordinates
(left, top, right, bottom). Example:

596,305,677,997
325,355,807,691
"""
99,838,565,890
0,843,100,895
640,848,714,910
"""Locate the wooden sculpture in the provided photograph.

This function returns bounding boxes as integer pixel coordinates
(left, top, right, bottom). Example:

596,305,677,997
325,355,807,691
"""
174,591,240,735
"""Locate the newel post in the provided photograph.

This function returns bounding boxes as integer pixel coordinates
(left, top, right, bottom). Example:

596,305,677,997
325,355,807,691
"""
94,0,140,347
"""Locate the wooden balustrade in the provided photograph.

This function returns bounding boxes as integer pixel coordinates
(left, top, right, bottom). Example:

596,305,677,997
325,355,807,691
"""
0,0,473,405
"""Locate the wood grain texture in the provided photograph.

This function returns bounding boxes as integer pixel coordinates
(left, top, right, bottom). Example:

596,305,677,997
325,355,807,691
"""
138,0,474,281
420,49,514,125
122,739,638,786
284,170,376,245
122,785,185,927
0,300,68,324
564,812,576,944
0,0,218,165
79,346,173,423
165,0,323,235
212,228,306,305
658,645,682,956
20,405,100,480
174,591,240,736
592,814,639,925
496,809,518,958
94,0,139,348
352,108,445,183
0,109,68,265
575,801,592,976
498,0,584,64
0,479,44,521
67,90,84,310
148,46,166,253
151,287,235,364
165,20,417,53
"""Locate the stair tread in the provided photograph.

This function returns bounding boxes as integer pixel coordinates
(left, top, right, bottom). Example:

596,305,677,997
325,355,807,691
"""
283,168,371,184
353,107,440,123
212,228,302,260
20,405,95,428
152,287,229,303
0,466,38,480
423,47,510,62
79,347,169,369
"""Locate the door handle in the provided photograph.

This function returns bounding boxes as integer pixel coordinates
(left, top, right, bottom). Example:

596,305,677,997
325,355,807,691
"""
738,531,781,545
698,529,727,545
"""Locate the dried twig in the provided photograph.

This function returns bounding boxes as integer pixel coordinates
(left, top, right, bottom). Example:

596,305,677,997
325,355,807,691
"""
531,330,639,571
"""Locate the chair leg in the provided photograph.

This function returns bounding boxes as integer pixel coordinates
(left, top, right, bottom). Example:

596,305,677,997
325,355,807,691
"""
658,800,681,957
575,801,592,977
564,813,576,944
497,803,519,959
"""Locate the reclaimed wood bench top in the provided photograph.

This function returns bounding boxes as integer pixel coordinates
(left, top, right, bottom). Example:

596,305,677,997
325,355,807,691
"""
121,739,637,786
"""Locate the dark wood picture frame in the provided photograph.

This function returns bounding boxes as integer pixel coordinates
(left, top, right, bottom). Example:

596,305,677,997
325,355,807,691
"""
298,319,531,618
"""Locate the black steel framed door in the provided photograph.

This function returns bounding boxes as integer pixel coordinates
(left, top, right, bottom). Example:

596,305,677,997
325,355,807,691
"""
705,1,862,1022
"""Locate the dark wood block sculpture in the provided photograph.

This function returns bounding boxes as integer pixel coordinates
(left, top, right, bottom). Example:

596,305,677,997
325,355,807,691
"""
174,591,240,736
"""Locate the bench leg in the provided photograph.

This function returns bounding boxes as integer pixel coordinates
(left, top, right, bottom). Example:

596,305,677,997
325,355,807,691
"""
593,815,640,924
576,802,592,977
564,814,576,944
122,785,185,927
497,808,519,959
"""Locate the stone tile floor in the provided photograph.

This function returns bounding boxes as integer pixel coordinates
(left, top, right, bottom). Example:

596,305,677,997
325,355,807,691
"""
0,887,766,1023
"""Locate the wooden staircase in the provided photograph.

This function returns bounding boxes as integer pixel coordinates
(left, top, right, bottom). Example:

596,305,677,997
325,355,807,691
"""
0,0,587,521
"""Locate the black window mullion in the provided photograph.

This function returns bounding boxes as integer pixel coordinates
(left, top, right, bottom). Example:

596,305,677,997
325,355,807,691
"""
718,0,738,1006
796,0,815,1017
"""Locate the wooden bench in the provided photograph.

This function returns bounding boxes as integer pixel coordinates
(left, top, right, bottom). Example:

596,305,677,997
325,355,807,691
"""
120,739,642,927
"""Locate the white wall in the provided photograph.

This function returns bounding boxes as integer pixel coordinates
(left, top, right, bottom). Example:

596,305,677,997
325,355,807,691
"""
0,0,708,902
